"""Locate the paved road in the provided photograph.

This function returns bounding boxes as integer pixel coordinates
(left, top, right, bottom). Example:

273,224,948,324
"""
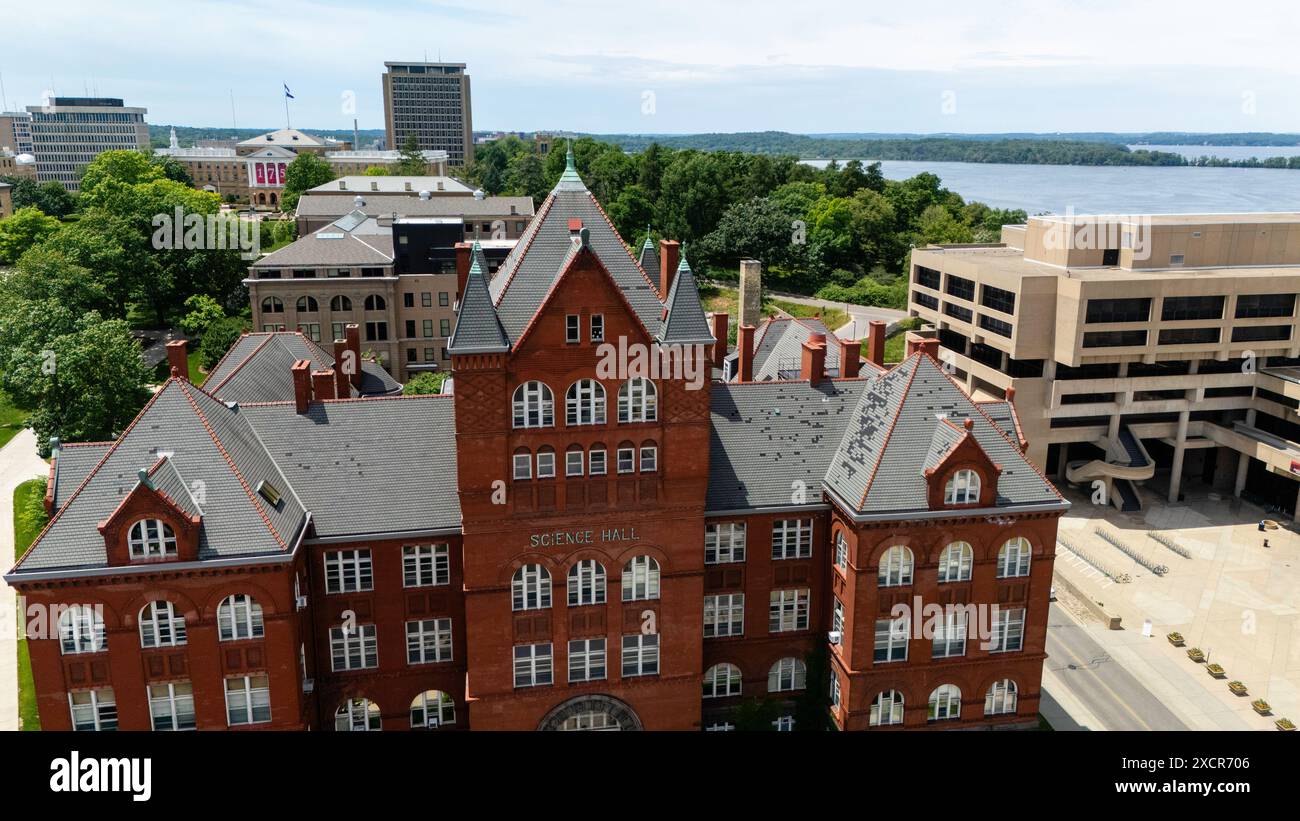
764,289,908,339
0,428,48,731
1044,603,1190,731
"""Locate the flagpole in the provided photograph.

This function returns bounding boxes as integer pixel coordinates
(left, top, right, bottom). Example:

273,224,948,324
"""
284,90,290,130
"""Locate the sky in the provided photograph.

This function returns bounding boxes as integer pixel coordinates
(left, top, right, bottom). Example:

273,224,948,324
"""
4,0,1300,135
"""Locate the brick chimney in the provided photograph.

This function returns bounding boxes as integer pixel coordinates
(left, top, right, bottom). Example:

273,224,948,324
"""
905,331,940,360
711,313,728,365
332,339,351,397
165,339,189,382
659,239,680,299
345,324,362,388
454,241,472,301
801,333,827,383
311,368,337,401
291,359,312,414
1005,385,1016,402
738,324,756,383
838,337,861,378
866,320,886,367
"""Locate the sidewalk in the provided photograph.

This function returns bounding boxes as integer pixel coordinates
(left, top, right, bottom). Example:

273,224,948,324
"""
0,428,48,731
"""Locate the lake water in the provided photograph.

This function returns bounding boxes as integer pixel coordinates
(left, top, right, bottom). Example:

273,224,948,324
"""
804,155,1300,215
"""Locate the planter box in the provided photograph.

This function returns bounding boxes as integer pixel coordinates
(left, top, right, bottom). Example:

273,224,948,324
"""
1276,720,1295,732
1228,683,1248,696
1253,703,1272,716
1206,665,1226,679
1187,650,1205,663
1167,634,1185,647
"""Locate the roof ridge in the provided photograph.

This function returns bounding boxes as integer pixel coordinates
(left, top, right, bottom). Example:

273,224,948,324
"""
511,242,652,351
586,191,662,300
208,333,274,394
491,190,557,309
855,354,923,510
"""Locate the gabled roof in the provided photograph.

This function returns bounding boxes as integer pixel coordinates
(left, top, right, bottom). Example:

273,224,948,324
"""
448,254,509,354
750,316,845,381
204,332,400,402
638,232,660,276
146,456,204,519
660,254,715,346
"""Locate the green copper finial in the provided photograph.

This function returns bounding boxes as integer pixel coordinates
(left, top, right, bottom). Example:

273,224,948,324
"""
678,241,690,271
557,139,584,187
566,140,575,171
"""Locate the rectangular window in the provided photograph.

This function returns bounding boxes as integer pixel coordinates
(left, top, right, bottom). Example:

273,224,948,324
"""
1085,297,1151,324
365,321,388,341
224,675,271,726
1232,324,1292,343
567,638,606,682
769,589,810,633
440,318,451,337
419,292,431,307
69,688,117,731
423,319,434,338
148,681,195,731
913,291,939,310
566,314,580,343
403,293,415,308
589,449,607,476
617,447,635,474
297,323,320,342
406,618,453,664
403,544,450,587
405,319,417,338
832,598,844,636
1161,295,1224,321
990,607,1026,653
1082,330,1147,348
944,274,975,301
639,445,657,473
705,522,746,564
1158,327,1220,345
980,284,1016,314
513,452,532,480
704,593,745,637
931,611,968,658
424,347,436,362
566,450,584,477
513,643,553,687
978,314,1013,338
621,633,660,677
771,519,813,560
438,292,449,307
330,624,379,671
590,314,605,342
1169,254,1185,265
874,617,908,663
536,450,556,478
915,266,940,290
325,549,373,594
944,303,973,323
332,322,345,340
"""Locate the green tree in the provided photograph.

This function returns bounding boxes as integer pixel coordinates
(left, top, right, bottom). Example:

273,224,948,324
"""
31,181,76,218
280,153,336,211
5,246,111,316
916,204,974,246
0,207,61,264
179,294,226,337
198,314,250,369
394,134,428,175
403,371,448,395
39,209,154,315
152,155,194,187
79,150,165,209
362,165,390,176
504,152,548,205
604,184,654,243
696,196,801,270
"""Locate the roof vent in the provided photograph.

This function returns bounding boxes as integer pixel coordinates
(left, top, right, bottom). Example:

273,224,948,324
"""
473,188,485,200
436,181,444,190
404,182,413,191
339,180,347,190
354,195,365,207
419,190,431,200
256,479,282,506
370,181,379,191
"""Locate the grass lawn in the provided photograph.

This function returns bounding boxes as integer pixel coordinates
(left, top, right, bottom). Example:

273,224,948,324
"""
13,477,47,731
0,390,27,451
698,284,850,338
151,348,207,386
765,298,849,334
881,317,924,364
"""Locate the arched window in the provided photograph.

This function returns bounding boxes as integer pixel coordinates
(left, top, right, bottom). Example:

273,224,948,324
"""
364,294,386,311
834,531,848,569
566,379,606,426
928,684,962,721
335,698,381,731
617,378,657,423
567,560,606,607
217,593,264,642
128,519,177,559
997,537,1032,578
261,296,283,313
878,545,914,587
410,690,456,728
870,689,905,727
296,296,319,312
703,663,742,698
58,605,105,655
512,564,552,611
512,381,554,428
330,295,352,312
985,679,1018,716
768,657,807,692
621,555,660,601
139,601,187,648
938,541,973,583
944,469,980,504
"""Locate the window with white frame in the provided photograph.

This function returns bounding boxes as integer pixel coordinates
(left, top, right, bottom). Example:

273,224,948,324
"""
621,633,659,677
618,378,657,423
703,663,742,698
769,588,810,632
567,560,606,606
931,610,968,658
639,444,657,472
566,314,580,343
403,544,449,587
589,447,607,475
705,722,735,732
989,607,1026,653
621,555,660,601
705,522,746,564
832,597,844,636
410,690,456,728
69,688,117,731
139,600,187,648
566,379,606,425
325,548,373,594
148,681,195,731
558,711,619,731
870,689,905,726
772,715,795,731
567,638,606,682
944,469,981,504
128,518,177,559
406,618,453,664
225,674,271,726
512,564,552,610
513,643,553,687
512,381,554,428
938,541,974,582
771,519,813,559
330,624,378,671
616,446,635,473
335,698,381,731
834,531,848,570
928,684,962,721
704,593,745,637
217,594,264,641
566,448,584,477
874,617,909,663
536,448,556,478
513,451,532,480
985,678,1018,716
590,314,604,342
997,537,1032,578
58,605,105,655
830,674,842,711
767,657,807,692
878,545,914,587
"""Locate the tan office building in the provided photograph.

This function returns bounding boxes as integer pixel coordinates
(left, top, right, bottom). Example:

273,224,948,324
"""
27,97,148,190
909,213,1300,519
382,62,473,167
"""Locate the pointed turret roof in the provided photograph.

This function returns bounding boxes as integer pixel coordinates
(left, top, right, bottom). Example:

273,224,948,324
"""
638,228,660,276
660,252,715,345
449,253,510,353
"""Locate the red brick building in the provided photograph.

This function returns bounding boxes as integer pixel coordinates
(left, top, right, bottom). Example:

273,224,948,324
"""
6,149,1067,731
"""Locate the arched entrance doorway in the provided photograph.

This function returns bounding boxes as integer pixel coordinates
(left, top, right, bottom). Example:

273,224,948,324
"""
537,694,642,731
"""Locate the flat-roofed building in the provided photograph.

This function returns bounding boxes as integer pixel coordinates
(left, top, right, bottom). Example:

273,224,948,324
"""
27,97,148,190
0,110,34,155
0,181,12,219
294,190,533,237
909,212,1300,518
382,62,473,167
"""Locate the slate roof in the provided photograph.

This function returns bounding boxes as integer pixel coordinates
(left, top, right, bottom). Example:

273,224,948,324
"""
51,442,112,513
204,332,400,402
146,456,205,520
638,235,660,277
448,254,509,353
240,396,460,539
750,317,846,381
660,255,716,345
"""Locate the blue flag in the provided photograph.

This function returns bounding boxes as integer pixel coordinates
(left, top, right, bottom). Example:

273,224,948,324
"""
283,84,294,99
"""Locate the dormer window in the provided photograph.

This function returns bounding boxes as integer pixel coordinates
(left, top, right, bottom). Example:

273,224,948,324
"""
944,469,981,505
129,519,177,559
